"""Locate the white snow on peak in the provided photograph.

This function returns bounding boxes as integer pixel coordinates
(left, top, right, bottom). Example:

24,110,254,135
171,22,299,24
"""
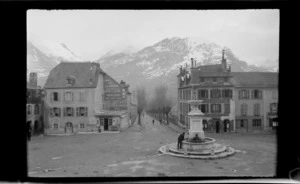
185,37,214,49
28,34,83,62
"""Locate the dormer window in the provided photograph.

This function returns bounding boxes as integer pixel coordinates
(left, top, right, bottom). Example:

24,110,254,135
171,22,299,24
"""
66,76,75,86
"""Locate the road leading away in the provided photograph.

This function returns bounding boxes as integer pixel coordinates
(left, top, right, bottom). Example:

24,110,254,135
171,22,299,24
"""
28,113,276,177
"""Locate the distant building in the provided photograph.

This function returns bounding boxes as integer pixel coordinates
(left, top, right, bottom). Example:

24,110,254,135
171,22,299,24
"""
177,51,235,133
27,72,44,134
43,62,132,134
177,51,278,133
232,72,278,132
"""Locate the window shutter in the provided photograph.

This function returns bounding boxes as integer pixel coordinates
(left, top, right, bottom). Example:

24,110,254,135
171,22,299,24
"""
85,107,88,116
63,107,66,117
76,107,79,116
58,108,61,117
57,93,60,101
50,93,53,102
251,90,254,99
49,108,52,117
259,91,262,99
72,107,74,116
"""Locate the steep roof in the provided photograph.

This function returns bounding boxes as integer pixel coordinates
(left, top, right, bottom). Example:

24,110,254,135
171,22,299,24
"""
232,72,278,87
44,62,105,89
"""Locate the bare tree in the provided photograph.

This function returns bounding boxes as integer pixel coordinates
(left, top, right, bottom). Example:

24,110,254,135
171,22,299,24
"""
136,86,147,126
152,85,175,125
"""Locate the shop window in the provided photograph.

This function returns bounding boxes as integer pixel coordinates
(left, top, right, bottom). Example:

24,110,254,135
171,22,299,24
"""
108,119,113,126
252,119,261,127
80,123,85,129
100,118,104,126
53,123,58,130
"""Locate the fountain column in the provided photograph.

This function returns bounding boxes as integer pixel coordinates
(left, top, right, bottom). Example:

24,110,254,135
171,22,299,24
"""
187,100,205,141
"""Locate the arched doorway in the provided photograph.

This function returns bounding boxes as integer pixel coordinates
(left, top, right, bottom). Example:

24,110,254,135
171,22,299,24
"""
65,122,73,133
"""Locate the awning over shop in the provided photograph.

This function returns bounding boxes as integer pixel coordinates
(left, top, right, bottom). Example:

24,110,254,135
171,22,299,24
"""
95,110,127,117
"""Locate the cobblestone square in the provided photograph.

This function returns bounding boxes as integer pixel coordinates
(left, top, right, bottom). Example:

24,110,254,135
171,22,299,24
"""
28,114,277,177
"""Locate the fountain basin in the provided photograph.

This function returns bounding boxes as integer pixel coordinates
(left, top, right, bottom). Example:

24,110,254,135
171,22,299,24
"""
182,137,217,152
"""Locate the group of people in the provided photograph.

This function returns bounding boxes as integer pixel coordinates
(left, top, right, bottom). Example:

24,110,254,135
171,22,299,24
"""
152,119,162,125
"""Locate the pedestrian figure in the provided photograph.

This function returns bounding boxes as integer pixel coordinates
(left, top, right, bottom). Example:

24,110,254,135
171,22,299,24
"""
27,122,32,141
160,119,162,125
153,119,155,125
177,132,185,150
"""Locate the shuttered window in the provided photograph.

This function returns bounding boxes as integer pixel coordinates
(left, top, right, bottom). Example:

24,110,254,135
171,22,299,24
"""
254,103,260,116
241,104,248,116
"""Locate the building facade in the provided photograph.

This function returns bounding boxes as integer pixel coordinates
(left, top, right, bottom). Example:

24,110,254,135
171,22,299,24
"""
232,72,278,132
177,51,278,133
44,62,132,134
27,72,44,134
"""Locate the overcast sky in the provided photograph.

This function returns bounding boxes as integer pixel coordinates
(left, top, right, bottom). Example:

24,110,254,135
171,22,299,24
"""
27,10,279,66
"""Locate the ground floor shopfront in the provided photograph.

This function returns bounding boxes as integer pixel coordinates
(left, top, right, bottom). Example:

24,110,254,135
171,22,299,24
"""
45,110,131,134
178,115,277,133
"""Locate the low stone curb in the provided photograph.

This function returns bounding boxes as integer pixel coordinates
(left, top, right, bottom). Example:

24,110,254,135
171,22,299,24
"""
158,143,235,160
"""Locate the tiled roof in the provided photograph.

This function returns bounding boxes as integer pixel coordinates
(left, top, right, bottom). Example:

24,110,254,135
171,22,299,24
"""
232,72,278,87
44,62,105,89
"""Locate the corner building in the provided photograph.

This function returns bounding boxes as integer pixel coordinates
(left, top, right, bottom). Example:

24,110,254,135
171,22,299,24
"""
44,62,132,134
177,51,278,133
177,51,235,133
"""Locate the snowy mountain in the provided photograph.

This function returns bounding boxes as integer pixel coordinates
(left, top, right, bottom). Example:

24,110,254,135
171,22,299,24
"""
27,38,83,86
96,37,278,98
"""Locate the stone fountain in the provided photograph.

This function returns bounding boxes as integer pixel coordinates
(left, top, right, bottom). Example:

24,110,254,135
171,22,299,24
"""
158,99,235,159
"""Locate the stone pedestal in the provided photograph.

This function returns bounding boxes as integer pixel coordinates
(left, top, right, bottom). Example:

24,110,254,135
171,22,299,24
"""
187,100,205,140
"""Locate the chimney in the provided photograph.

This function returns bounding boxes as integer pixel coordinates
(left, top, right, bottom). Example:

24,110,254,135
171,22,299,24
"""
191,58,194,68
222,49,227,70
29,72,37,87
195,59,197,67
228,64,231,72
180,66,182,74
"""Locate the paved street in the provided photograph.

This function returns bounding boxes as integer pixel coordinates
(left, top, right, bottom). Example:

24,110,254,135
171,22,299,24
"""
28,113,277,177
